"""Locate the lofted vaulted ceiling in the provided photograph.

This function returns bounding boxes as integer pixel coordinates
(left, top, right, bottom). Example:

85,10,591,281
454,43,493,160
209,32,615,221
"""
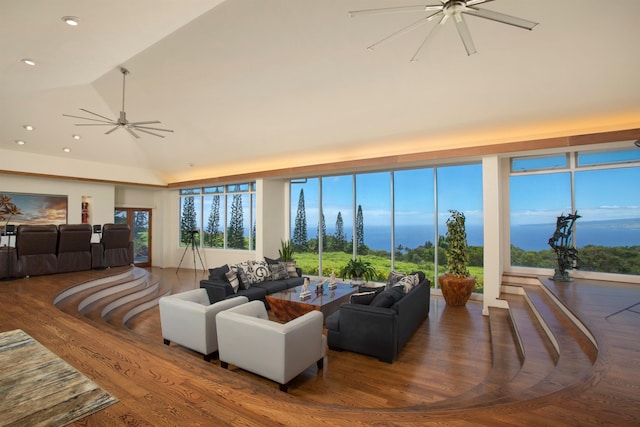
2,0,640,185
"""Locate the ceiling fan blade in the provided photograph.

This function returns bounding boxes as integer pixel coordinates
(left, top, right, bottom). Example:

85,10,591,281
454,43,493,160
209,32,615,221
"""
132,125,174,133
466,0,495,6
79,108,117,122
367,12,440,51
125,127,140,138
74,123,118,126
409,15,444,62
105,126,120,135
464,7,538,30
128,120,161,126
349,5,442,18
455,14,477,55
62,114,115,124
134,127,166,138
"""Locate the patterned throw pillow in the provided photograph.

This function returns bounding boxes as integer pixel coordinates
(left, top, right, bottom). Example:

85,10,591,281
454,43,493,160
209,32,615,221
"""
225,270,240,293
395,273,419,294
269,263,288,280
284,261,298,278
386,271,406,287
250,260,271,283
236,265,253,289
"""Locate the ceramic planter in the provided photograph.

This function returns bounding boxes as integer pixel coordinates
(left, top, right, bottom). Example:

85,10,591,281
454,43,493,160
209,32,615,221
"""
438,273,475,307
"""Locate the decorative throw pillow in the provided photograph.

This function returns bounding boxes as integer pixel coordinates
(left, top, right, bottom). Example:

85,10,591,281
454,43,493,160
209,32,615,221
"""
386,271,406,287
250,260,271,283
225,270,240,293
264,256,281,265
410,270,426,284
269,263,289,280
370,290,398,308
209,265,230,281
236,265,252,289
350,291,377,305
284,261,298,278
395,273,419,294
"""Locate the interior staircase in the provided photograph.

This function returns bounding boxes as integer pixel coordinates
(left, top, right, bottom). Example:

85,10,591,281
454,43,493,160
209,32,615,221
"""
426,275,598,412
54,267,171,328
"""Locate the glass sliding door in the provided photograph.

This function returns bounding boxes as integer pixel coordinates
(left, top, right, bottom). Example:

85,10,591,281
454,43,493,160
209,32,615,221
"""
114,208,152,267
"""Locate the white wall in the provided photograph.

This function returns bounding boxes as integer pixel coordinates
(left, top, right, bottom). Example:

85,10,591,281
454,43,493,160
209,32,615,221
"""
481,156,508,315
258,178,288,260
1,174,115,245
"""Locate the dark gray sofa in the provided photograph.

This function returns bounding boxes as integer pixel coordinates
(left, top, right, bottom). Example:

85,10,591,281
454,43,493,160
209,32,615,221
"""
325,275,430,363
199,263,303,304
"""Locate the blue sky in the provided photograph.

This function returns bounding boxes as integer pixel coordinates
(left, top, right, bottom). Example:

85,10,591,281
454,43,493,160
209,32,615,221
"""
292,150,640,234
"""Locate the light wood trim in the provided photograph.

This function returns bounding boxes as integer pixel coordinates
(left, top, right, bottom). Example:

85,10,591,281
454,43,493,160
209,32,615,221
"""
168,127,640,188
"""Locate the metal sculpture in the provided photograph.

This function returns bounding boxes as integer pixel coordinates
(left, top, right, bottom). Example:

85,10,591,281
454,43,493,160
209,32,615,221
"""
548,211,581,281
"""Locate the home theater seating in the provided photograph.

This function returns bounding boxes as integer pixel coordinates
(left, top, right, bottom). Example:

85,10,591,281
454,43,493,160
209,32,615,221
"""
0,223,134,279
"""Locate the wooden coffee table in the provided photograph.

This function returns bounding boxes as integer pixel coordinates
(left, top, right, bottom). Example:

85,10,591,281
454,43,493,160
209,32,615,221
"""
266,280,357,322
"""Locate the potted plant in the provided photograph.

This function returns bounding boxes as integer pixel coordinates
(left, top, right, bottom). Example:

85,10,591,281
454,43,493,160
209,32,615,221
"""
278,239,294,262
438,210,476,306
339,257,376,285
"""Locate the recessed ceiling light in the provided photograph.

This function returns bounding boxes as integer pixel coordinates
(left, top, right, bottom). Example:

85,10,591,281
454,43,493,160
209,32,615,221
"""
62,147,71,153
21,58,36,66
72,134,81,140
15,140,26,145
23,124,34,131
62,16,80,26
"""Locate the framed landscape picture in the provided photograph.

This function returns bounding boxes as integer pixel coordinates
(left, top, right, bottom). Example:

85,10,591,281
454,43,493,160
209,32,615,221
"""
0,192,68,226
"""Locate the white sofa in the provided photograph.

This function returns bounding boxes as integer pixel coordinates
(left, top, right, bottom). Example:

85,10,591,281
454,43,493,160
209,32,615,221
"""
159,289,248,361
216,300,326,392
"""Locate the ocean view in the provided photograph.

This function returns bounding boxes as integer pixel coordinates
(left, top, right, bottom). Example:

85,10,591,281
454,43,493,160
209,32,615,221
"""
308,219,640,252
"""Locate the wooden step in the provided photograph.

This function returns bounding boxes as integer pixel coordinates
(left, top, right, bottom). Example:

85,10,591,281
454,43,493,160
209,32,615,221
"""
54,267,169,327
104,271,173,327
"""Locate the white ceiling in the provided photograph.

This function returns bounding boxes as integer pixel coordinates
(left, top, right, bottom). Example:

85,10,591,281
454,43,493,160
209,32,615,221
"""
2,0,640,185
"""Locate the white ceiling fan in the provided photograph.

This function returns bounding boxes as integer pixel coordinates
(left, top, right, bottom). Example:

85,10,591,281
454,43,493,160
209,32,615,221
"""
349,0,538,60
63,67,174,138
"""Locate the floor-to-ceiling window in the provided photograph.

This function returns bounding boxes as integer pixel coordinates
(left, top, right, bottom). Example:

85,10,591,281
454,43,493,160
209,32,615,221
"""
510,147,640,276
320,175,354,277
289,163,483,289
290,178,320,275
437,164,484,291
355,172,392,280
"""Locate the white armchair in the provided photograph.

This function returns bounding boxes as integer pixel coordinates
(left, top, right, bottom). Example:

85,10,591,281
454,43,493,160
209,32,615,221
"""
216,300,327,392
159,289,248,361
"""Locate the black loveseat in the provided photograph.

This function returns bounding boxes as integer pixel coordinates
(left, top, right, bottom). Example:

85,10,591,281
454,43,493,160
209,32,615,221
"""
325,273,430,363
200,261,304,304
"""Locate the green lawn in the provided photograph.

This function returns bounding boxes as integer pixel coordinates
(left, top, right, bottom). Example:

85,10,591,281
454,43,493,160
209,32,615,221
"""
293,251,484,293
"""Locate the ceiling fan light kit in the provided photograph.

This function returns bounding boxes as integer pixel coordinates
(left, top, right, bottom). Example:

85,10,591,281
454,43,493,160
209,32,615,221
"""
349,0,538,59
63,67,174,138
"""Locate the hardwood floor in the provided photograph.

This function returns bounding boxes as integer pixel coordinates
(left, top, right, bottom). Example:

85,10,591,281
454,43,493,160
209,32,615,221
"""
1,267,639,425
